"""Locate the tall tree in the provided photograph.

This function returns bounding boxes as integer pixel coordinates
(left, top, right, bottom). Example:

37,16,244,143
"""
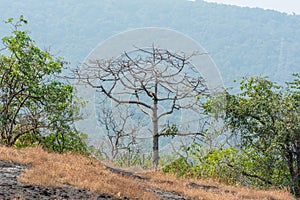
209,75,300,196
0,16,86,152
74,47,208,167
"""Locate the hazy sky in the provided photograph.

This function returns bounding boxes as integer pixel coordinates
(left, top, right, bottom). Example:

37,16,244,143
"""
202,0,300,15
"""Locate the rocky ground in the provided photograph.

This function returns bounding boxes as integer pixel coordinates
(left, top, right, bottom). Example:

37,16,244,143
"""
0,160,189,200
0,160,126,200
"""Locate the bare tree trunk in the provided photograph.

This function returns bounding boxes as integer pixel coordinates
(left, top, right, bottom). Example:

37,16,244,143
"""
152,99,159,169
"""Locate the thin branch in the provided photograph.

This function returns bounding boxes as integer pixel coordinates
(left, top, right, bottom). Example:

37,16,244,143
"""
227,163,274,185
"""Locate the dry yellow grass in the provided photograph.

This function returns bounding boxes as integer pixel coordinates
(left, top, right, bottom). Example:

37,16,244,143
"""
139,171,295,200
0,146,296,200
0,146,155,199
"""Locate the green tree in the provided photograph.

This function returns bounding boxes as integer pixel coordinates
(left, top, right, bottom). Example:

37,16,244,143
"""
208,75,300,196
0,16,87,153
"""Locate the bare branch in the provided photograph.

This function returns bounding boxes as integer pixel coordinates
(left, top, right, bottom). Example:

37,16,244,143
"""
72,46,209,167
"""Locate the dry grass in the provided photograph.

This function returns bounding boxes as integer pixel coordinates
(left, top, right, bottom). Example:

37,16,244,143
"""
0,146,155,199
0,146,296,200
138,171,295,200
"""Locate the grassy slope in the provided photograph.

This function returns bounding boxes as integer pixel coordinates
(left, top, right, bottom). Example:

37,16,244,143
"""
0,146,295,200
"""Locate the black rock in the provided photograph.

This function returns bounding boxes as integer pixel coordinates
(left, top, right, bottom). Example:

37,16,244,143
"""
0,160,126,199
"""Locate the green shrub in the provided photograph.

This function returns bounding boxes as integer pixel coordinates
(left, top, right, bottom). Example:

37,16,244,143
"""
163,143,290,188
42,131,89,154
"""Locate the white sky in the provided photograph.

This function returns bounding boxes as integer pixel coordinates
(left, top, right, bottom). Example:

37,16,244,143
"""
202,0,300,15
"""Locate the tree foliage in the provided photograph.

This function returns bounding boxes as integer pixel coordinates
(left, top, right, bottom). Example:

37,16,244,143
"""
205,75,300,196
0,16,88,153
163,144,289,187
165,74,299,196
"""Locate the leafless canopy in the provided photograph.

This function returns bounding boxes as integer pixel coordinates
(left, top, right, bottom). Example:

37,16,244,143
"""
76,47,207,116
74,46,209,167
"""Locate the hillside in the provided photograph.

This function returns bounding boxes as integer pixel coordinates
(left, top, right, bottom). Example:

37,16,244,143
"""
0,2,299,199
0,0,299,87
0,146,295,199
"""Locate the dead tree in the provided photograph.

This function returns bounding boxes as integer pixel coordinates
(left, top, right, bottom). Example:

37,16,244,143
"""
97,100,140,160
74,46,208,167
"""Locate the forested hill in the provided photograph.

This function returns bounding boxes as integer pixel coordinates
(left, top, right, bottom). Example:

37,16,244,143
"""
0,0,299,86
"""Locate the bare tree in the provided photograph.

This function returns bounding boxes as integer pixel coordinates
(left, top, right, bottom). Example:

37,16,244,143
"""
97,100,141,160
74,46,208,167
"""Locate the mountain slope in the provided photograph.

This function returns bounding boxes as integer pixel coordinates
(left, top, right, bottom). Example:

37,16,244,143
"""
0,0,299,86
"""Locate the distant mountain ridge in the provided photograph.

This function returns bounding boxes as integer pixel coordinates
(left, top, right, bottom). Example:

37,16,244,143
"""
0,0,299,86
